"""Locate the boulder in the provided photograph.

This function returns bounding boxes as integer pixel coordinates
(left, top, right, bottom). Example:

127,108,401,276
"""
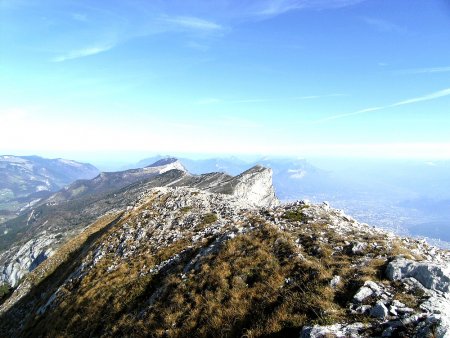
353,286,373,303
300,323,365,338
370,301,389,319
386,257,450,338
386,257,450,293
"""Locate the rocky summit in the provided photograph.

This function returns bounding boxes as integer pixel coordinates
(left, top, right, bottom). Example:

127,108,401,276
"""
0,164,449,338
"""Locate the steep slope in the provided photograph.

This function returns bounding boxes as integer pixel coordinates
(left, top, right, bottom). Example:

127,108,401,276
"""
0,184,449,338
0,155,99,223
0,162,277,288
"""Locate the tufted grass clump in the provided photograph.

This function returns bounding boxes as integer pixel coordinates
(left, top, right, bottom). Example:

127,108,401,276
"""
283,208,309,223
199,213,218,228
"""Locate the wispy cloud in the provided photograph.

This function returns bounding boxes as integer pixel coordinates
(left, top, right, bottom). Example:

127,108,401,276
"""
52,44,115,62
362,17,405,33
312,106,383,123
51,14,223,62
312,87,450,123
396,66,450,74
256,0,365,16
392,88,450,107
44,1,362,63
159,16,223,31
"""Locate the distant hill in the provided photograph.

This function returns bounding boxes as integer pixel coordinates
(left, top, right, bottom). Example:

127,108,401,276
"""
0,155,99,223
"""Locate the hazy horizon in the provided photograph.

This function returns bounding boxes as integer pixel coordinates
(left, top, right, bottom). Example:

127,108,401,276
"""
1,0,450,159
4,151,450,172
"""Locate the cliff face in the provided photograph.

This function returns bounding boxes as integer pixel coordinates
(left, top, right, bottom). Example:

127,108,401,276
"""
0,181,449,337
224,165,279,208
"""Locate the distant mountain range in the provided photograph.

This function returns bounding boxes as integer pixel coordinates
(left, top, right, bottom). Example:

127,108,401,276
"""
0,155,99,223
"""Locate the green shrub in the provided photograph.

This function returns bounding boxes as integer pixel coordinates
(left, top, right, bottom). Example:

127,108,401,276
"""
0,282,11,300
283,209,309,223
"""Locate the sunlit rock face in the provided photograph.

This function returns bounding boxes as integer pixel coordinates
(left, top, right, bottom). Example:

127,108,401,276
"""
208,165,279,208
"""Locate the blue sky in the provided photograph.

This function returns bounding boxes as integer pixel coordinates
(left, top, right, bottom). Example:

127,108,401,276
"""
1,0,450,161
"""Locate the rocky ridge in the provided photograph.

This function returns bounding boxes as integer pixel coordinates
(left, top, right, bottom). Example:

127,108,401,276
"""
0,161,277,288
0,173,448,337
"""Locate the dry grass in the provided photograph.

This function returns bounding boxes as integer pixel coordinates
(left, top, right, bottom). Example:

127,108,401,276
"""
107,222,348,337
389,240,421,260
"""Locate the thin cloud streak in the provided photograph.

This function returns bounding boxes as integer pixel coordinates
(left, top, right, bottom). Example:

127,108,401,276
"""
256,0,365,16
311,107,383,123
392,88,450,107
312,87,450,123
52,44,115,62
397,66,450,74
160,16,223,31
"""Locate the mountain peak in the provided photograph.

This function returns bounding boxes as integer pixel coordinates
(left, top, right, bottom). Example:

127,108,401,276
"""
145,158,187,174
146,157,180,167
238,164,267,175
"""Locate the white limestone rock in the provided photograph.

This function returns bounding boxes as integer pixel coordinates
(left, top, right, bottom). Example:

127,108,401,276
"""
300,323,365,338
1,236,55,287
353,286,374,303
351,242,367,255
386,257,450,338
386,257,450,293
227,166,279,208
330,275,341,288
